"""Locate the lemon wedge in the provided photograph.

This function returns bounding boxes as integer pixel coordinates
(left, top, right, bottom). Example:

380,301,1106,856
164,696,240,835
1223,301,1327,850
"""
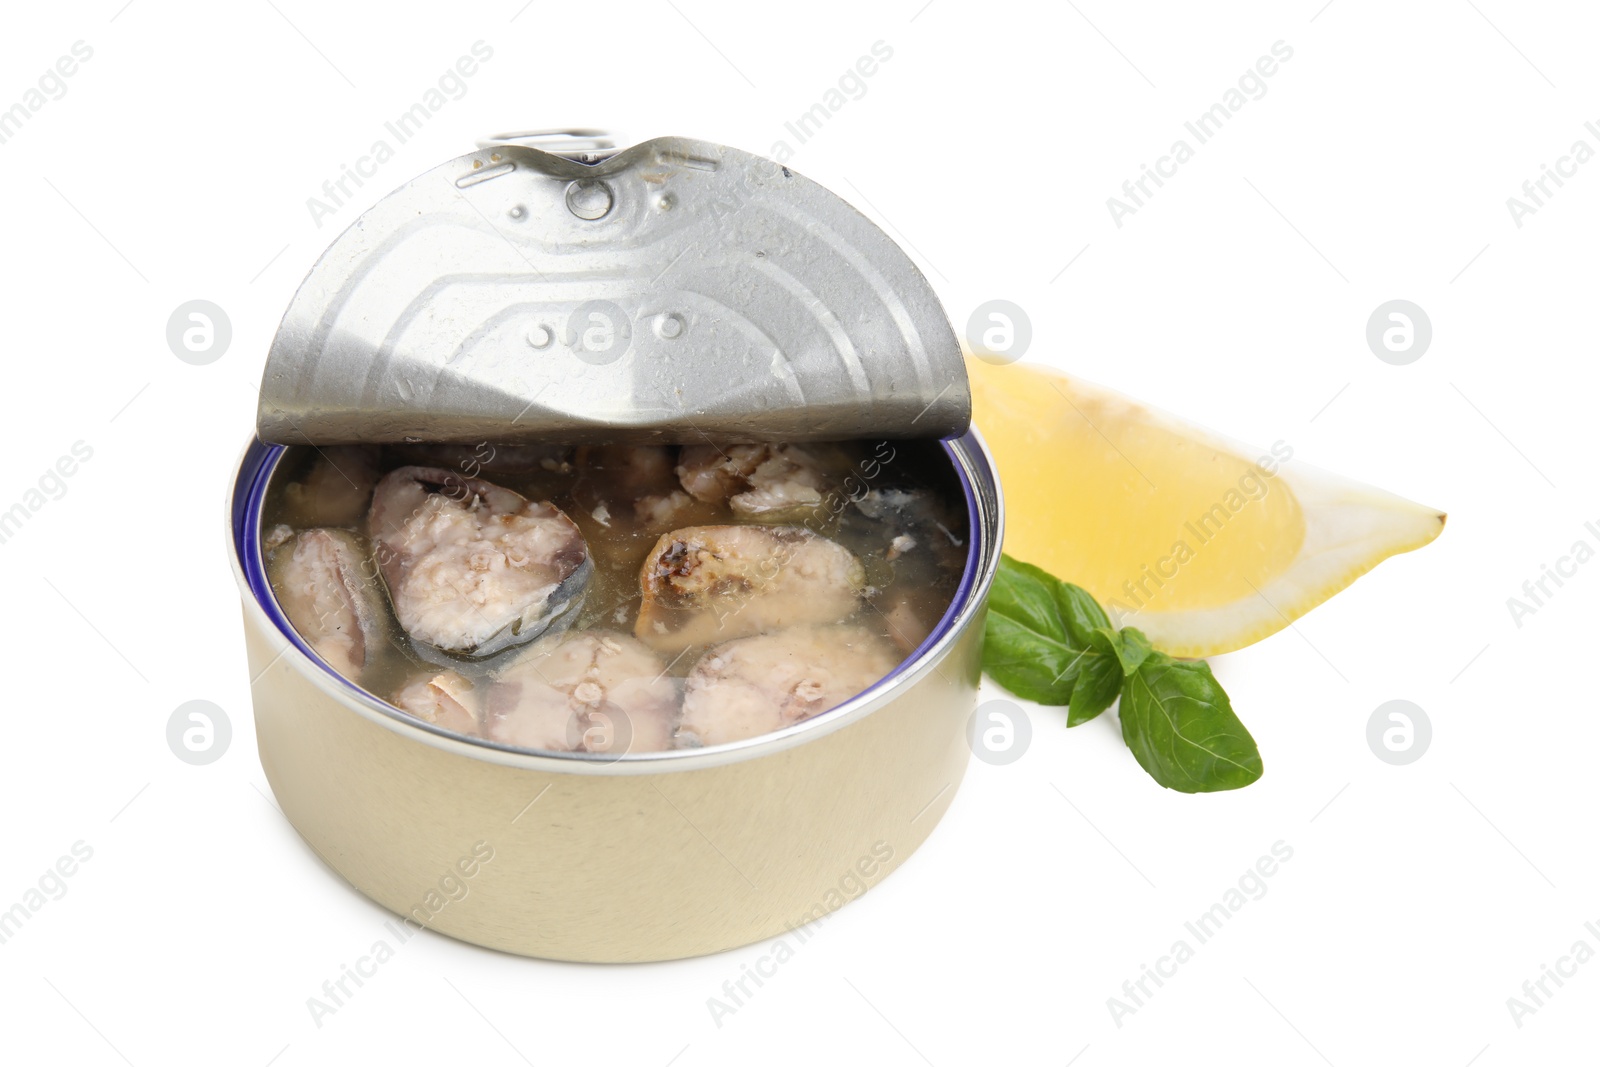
968,357,1445,658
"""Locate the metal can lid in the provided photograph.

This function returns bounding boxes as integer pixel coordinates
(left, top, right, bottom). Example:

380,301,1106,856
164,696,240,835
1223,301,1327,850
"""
257,135,969,446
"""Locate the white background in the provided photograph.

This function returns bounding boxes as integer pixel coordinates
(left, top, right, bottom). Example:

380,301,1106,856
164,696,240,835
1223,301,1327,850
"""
0,1,1592,1063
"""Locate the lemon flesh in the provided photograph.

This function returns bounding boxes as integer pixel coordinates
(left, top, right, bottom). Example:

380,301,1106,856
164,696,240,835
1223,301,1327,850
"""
968,358,1444,658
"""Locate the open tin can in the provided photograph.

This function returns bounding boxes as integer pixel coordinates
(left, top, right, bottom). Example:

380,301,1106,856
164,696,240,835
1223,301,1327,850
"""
227,133,1003,962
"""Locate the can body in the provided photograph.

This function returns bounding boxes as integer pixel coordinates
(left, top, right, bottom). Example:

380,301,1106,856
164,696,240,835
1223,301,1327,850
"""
229,433,1001,962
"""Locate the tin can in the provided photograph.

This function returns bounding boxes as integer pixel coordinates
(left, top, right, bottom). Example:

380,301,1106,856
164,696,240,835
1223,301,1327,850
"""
228,432,1000,962
230,133,1002,962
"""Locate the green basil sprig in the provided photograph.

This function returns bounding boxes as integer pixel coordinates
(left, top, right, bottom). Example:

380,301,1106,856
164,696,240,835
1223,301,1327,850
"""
983,555,1263,793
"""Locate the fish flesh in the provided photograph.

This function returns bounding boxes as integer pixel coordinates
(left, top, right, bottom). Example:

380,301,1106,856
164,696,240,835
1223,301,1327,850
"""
852,487,967,572
392,670,479,735
678,625,901,746
368,466,591,656
574,445,703,532
878,591,934,654
267,528,387,678
635,525,865,653
485,631,678,754
675,444,833,518
281,446,382,527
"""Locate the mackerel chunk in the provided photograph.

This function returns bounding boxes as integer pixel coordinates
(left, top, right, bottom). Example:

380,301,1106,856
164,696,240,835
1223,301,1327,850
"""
368,466,590,657
267,528,387,679
574,445,701,532
675,444,831,518
635,525,865,653
678,625,900,746
393,670,479,735
281,446,382,527
485,631,677,755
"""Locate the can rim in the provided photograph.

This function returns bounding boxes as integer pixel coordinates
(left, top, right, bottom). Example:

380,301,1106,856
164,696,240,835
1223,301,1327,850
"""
225,433,1003,774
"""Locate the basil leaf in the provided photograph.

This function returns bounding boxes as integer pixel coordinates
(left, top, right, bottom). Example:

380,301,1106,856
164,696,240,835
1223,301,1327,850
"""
1096,625,1153,676
992,556,1110,647
1119,653,1263,793
983,555,1113,705
1068,629,1124,725
1055,592,1110,652
980,554,1264,792
982,612,1080,704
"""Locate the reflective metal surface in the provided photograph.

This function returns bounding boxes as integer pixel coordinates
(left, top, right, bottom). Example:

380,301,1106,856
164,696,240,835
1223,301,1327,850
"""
227,431,1002,961
473,128,621,162
257,136,969,447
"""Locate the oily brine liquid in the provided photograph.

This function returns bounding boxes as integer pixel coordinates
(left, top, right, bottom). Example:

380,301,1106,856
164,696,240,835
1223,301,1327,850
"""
259,439,967,754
